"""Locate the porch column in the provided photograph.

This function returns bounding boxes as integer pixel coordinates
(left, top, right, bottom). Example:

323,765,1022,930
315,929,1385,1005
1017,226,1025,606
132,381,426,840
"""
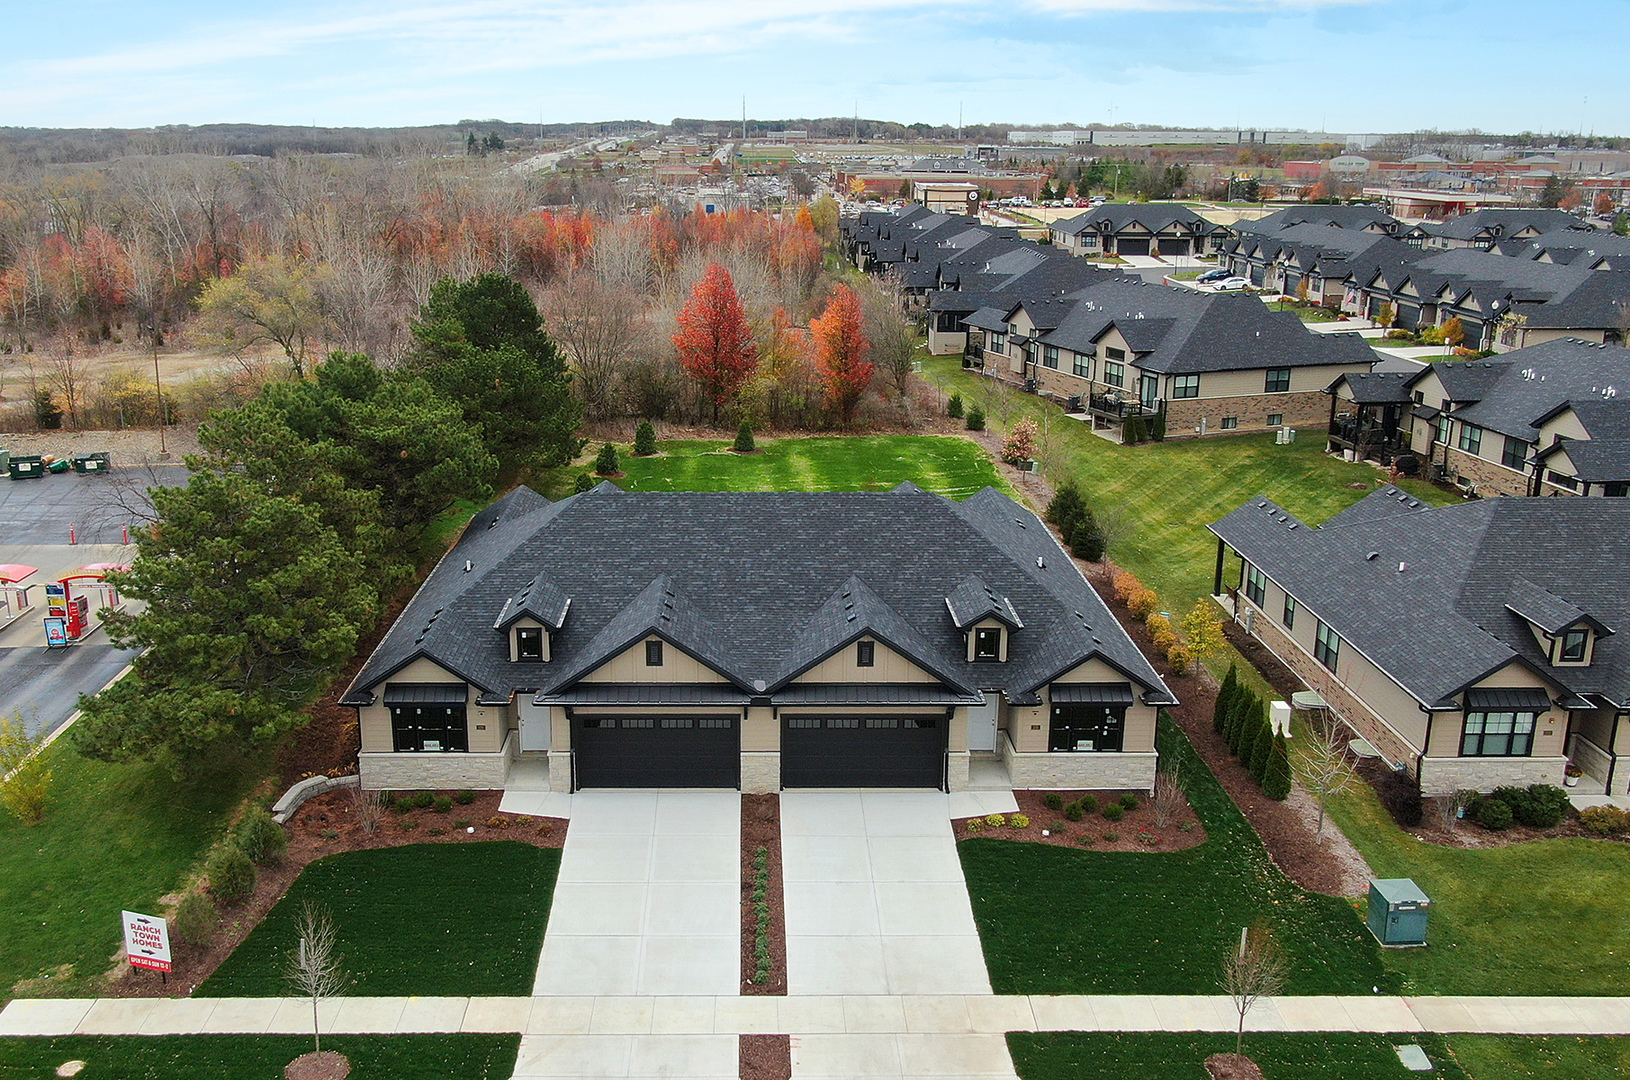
1212,537,1226,597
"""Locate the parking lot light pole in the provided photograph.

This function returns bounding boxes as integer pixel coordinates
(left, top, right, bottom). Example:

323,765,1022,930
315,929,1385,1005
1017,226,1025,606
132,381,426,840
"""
147,323,166,456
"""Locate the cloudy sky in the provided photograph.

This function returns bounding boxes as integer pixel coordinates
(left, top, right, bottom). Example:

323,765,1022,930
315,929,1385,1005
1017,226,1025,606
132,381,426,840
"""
6,0,1621,134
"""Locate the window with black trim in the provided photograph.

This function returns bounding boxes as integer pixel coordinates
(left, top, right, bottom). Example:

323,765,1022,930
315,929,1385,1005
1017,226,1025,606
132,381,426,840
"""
645,639,664,666
516,626,543,660
1048,705,1126,752
1436,417,1452,445
1267,413,1283,427
1502,436,1528,470
1314,620,1340,671
1283,595,1296,629
1461,711,1535,756
990,331,1006,354
1547,470,1579,491
390,705,468,753
1105,346,1126,361
1457,424,1483,456
1264,368,1291,394
1072,353,1092,378
1221,416,1238,430
660,716,693,728
973,627,1002,660
1043,345,1059,369
1244,565,1266,606
1172,374,1200,399
1559,628,1589,663
856,640,875,667
1104,361,1124,388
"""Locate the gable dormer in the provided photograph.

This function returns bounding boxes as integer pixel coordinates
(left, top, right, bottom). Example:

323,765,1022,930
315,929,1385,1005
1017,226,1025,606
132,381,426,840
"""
1504,577,1613,668
494,574,571,663
945,574,1022,663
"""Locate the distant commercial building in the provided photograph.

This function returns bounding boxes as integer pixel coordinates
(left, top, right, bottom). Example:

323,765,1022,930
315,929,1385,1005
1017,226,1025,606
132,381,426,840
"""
912,181,982,214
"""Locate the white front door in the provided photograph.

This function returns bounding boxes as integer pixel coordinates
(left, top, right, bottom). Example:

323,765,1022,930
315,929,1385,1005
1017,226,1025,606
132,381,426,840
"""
967,692,999,752
520,701,552,752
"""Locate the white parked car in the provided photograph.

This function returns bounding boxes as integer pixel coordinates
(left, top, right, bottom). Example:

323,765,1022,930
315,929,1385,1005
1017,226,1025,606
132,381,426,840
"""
1211,277,1251,291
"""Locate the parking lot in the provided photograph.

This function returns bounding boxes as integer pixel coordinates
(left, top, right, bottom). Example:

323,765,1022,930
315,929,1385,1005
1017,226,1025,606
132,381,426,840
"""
0,465,183,736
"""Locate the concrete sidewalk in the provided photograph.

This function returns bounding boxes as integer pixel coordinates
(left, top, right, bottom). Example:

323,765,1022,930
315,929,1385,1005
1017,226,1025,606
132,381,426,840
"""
6,994,1630,1037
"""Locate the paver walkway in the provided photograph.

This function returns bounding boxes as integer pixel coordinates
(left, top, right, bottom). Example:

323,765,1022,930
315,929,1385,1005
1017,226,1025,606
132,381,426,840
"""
781,793,991,996
532,792,740,997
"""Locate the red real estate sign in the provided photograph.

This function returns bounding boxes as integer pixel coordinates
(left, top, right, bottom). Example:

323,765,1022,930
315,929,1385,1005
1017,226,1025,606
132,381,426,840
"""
121,910,171,973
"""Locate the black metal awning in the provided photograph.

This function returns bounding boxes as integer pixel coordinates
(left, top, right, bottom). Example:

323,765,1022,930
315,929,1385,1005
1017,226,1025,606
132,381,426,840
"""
537,683,751,707
382,682,467,706
1464,686,1552,711
1050,682,1136,706
771,683,978,706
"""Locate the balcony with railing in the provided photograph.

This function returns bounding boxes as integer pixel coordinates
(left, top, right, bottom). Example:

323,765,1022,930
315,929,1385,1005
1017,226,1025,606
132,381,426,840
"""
1327,413,1410,461
1088,391,1162,419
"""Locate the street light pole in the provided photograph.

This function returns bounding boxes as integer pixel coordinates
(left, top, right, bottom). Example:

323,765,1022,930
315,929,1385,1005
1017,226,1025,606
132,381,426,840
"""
148,323,166,456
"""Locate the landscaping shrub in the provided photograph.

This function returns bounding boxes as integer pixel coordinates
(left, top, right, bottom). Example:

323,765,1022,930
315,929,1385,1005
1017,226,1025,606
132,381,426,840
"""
1110,570,1142,603
1122,412,1149,445
1225,689,1254,756
1102,803,1125,823
171,891,218,947
946,392,964,419
234,810,288,866
965,407,986,431
1148,410,1166,441
734,422,756,453
1046,482,1084,532
1373,767,1424,828
413,791,434,809
433,796,453,814
1580,805,1630,836
1166,642,1194,674
985,813,1007,828
1263,731,1292,800
1214,664,1239,736
1474,797,1514,831
1491,784,1569,829
1148,616,1179,655
1063,802,1084,822
1126,587,1160,620
454,790,476,805
594,442,620,476
207,846,257,906
965,817,985,832
1068,512,1106,561
1119,793,1139,811
1076,795,1099,815
1010,814,1030,829
633,420,658,456
1043,793,1064,811
572,473,595,493
1249,715,1274,785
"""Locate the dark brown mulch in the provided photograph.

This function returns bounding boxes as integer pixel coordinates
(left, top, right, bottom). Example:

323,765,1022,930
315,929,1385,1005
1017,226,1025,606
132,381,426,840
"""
1085,563,1366,897
954,787,1205,852
102,788,565,999
740,794,787,996
285,1051,351,1080
740,1034,792,1080
1204,1052,1265,1080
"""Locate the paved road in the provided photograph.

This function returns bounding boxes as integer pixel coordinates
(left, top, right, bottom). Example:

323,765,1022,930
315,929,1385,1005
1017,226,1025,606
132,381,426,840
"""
0,466,184,545
0,642,134,736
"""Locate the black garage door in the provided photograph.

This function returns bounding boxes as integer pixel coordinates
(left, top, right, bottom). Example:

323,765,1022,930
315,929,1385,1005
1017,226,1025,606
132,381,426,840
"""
573,713,739,788
1157,237,1189,256
781,714,947,789
1116,237,1151,257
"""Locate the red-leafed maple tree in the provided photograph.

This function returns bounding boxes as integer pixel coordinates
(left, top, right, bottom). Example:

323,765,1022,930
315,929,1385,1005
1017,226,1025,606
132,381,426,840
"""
811,284,873,425
673,262,757,420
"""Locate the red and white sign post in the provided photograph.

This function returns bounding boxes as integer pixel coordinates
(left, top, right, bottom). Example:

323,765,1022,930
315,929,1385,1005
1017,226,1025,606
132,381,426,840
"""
121,910,172,978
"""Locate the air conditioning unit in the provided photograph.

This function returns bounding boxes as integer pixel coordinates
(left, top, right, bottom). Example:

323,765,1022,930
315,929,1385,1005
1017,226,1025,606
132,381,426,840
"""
1025,460,1040,475
910,361,923,373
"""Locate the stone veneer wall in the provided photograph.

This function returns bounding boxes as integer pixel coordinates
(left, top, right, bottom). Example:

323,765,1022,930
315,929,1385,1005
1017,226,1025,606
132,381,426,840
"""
548,750,573,793
946,750,970,792
1419,755,1567,796
1162,391,1331,436
1439,445,1529,497
359,734,515,791
740,752,780,794
999,735,1157,791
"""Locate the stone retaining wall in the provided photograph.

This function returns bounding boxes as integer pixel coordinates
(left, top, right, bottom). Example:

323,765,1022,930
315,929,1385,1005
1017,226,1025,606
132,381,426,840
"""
270,774,361,824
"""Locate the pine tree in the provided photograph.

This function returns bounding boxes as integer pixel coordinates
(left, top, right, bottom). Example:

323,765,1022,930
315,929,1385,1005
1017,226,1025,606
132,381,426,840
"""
1214,664,1238,735
1263,731,1293,800
1069,508,1106,561
1249,710,1274,785
1225,689,1251,755
594,442,619,476
633,420,657,456
733,421,756,453
1046,481,1086,533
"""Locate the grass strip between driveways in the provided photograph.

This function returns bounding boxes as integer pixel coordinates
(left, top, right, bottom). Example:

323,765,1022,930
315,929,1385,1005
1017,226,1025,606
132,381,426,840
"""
198,842,558,998
0,1033,520,1079
1008,1032,1470,1080
527,434,1016,501
959,715,1394,996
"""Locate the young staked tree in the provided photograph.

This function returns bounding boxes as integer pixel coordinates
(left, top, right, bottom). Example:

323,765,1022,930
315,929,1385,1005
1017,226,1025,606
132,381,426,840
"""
673,262,757,422
811,284,873,425
1221,921,1288,1060
285,902,348,1056
1296,717,1359,842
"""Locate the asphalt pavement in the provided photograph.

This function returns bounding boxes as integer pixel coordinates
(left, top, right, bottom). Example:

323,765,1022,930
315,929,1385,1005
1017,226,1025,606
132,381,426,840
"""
0,642,134,737
0,465,185,545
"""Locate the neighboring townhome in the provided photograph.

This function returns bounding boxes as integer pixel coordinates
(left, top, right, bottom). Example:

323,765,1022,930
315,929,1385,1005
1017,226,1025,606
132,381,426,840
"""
964,277,1375,435
1048,203,1224,258
1210,488,1630,795
1417,208,1595,251
342,483,1176,796
1233,205,1402,237
1221,224,1419,302
1326,338,1630,496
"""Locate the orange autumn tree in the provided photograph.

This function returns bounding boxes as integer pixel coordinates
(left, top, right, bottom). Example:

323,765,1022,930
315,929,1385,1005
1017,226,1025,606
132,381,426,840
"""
811,284,873,425
673,262,757,421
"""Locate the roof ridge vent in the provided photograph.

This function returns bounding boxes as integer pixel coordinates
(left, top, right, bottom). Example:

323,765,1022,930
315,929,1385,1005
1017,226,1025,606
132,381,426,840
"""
464,560,473,572
1398,561,1408,573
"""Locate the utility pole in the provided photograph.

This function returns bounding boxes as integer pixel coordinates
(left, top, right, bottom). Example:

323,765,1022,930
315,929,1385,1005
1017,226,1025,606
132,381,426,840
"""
742,95,747,142
147,322,166,456
854,101,859,144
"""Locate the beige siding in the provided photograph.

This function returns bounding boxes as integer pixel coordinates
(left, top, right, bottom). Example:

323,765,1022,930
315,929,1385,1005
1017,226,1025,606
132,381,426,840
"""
358,657,498,754
1183,363,1368,400
507,617,548,662
795,639,938,683
1007,703,1049,753
964,619,1010,662
743,705,777,752
1536,409,1590,443
582,637,730,683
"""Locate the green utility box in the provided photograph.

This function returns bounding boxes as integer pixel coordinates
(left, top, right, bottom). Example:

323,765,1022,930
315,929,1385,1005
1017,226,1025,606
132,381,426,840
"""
1367,878,1430,947
8,454,43,480
72,452,111,474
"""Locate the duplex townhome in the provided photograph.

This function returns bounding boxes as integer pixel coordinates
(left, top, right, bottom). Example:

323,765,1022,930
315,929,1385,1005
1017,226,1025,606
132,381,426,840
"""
1505,232,1630,271
1416,208,1595,251
962,277,1375,435
1222,224,1419,302
1210,488,1630,795
1048,204,1224,258
1326,338,1630,496
1233,205,1402,238
342,483,1176,796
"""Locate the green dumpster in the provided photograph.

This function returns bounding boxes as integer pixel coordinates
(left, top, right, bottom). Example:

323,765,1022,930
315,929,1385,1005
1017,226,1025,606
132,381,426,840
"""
46,457,71,474
8,455,44,480
72,452,111,474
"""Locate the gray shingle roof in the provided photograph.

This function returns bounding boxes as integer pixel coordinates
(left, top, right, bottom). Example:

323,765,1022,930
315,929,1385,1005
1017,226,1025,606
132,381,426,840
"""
344,484,1174,710
1504,577,1597,636
945,574,1024,629
1332,370,1414,405
1052,203,1222,238
1236,206,1399,235
1425,339,1630,443
1210,488,1630,708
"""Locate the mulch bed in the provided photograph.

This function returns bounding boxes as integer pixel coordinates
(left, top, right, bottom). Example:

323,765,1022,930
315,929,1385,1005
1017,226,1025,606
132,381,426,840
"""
955,788,1205,852
740,794,787,996
285,1051,351,1080
740,1035,792,1080
1205,1052,1265,1080
1084,562,1372,898
103,788,565,999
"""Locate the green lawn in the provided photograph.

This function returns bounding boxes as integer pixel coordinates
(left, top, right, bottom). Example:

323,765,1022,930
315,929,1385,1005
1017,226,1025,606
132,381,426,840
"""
1447,1034,1630,1078
0,1034,519,1079
1320,767,1630,996
0,743,261,1000
531,434,1015,501
922,356,1453,615
198,843,559,997
959,716,1393,995
1009,1032,1470,1080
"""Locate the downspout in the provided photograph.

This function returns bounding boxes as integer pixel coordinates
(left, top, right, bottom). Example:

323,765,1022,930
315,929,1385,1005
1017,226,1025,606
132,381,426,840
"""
1213,538,1226,598
1417,705,1435,782
1606,711,1625,796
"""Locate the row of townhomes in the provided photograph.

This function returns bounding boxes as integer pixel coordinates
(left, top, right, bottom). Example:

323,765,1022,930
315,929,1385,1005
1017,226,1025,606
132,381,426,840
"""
1211,489,1630,796
1328,337,1630,497
1046,203,1226,258
342,483,1176,795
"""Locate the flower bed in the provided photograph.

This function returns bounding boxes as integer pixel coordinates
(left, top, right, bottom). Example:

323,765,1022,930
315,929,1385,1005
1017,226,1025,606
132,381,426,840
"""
955,788,1205,852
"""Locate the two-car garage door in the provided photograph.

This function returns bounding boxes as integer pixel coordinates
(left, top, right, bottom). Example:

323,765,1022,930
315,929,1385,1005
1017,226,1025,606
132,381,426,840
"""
780,714,947,789
573,713,740,788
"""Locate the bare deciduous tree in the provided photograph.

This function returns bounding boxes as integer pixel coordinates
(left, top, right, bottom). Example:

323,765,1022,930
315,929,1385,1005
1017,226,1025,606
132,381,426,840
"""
543,272,642,419
1294,718,1360,843
1221,921,1288,1059
284,902,348,1055
350,785,385,836
43,338,87,429
1433,789,1476,833
861,278,918,418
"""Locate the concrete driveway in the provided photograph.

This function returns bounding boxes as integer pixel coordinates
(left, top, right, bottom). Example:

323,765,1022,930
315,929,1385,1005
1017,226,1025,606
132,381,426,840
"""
533,791,741,998
781,792,991,996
